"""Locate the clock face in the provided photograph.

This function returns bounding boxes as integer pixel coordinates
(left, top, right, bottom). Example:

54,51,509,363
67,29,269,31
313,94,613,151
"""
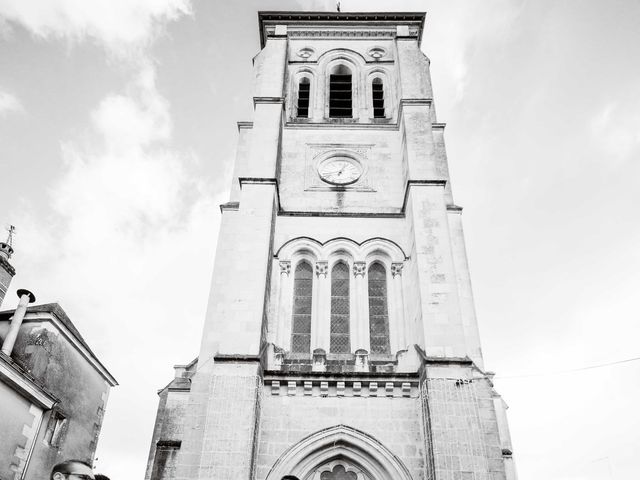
318,158,362,185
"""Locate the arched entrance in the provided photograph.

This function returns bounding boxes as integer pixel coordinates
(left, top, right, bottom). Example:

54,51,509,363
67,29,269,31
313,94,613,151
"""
265,425,414,480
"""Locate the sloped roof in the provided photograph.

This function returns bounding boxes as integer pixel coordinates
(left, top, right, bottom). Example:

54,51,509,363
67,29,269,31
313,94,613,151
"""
0,302,117,386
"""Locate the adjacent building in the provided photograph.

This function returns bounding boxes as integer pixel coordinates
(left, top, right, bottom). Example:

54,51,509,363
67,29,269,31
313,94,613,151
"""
0,238,117,479
147,11,517,480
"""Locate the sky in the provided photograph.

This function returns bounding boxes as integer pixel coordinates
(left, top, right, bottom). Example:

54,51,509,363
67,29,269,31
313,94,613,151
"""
1,0,639,479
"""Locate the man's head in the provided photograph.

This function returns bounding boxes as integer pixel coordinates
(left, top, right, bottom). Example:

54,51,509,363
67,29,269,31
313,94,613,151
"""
51,460,94,480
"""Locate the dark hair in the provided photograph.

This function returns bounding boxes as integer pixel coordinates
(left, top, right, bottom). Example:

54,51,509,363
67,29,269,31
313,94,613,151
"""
95,475,110,480
51,460,92,480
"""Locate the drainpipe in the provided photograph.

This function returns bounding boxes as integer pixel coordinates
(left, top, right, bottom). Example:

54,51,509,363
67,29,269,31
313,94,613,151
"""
1,288,36,356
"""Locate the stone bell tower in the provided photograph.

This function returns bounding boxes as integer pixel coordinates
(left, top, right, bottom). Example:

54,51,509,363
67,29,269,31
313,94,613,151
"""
145,11,517,480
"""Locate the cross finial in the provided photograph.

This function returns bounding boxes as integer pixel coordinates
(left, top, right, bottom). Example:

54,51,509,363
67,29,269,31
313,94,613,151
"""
336,1,341,12
5,225,15,247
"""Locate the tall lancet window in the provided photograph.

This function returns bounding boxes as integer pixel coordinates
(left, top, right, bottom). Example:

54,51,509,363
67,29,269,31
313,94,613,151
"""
368,263,390,354
297,78,310,118
329,65,352,118
291,261,313,353
372,78,385,118
330,262,350,353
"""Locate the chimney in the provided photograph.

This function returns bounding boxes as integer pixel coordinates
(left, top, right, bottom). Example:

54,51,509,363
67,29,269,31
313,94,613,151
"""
0,225,16,308
1,289,36,357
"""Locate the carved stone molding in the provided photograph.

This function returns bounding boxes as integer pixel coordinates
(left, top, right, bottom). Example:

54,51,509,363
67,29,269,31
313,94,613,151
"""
279,260,291,276
353,261,366,277
391,262,404,277
267,379,416,398
315,261,328,278
288,29,396,40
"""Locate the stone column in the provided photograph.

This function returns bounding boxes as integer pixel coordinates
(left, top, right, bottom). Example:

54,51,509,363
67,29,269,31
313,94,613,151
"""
275,260,292,349
390,262,406,352
313,261,329,352
352,261,368,351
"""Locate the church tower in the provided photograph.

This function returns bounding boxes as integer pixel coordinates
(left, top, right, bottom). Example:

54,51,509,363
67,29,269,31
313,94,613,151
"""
146,11,517,480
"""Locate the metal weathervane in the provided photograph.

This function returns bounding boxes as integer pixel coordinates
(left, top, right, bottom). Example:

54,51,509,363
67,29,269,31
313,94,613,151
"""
5,225,15,247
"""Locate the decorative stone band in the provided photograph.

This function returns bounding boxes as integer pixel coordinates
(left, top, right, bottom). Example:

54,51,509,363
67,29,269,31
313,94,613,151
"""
267,379,417,398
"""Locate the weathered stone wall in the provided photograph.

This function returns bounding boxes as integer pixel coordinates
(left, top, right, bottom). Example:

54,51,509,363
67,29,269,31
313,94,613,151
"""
175,362,262,480
279,129,405,214
422,373,507,480
145,389,189,480
256,385,424,479
0,316,111,478
0,382,39,480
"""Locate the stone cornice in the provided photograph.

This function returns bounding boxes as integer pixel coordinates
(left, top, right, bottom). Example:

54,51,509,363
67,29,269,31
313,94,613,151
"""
238,177,278,186
253,97,285,107
279,211,404,218
265,376,419,398
401,179,448,212
219,201,239,213
236,121,253,131
214,354,261,363
259,11,426,48
285,121,398,130
0,352,58,409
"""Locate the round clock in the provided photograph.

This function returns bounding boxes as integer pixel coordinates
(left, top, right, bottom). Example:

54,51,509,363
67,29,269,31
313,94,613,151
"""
318,157,363,185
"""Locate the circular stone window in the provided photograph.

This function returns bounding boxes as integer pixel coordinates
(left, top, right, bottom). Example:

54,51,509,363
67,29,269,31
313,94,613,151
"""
297,47,315,59
368,47,386,59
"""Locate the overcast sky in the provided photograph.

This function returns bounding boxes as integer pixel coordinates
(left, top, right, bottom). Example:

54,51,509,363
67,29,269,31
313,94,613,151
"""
1,1,639,479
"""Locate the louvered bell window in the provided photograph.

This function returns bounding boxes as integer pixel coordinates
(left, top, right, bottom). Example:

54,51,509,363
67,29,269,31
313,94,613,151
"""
368,263,390,354
297,78,310,118
291,262,313,353
372,78,385,118
330,262,350,353
329,73,352,118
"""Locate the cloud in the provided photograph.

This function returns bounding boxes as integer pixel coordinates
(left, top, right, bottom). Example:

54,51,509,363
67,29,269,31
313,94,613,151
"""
0,89,23,115
591,102,640,162
0,0,191,55
7,62,225,476
420,1,520,105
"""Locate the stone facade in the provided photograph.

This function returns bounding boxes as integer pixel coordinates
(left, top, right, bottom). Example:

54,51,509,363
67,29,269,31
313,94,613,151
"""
146,11,517,480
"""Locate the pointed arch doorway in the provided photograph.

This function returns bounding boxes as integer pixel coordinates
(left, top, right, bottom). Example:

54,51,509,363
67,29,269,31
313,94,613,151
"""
266,425,414,480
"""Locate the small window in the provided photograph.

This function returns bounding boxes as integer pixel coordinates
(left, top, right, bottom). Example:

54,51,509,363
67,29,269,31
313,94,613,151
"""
329,66,352,118
330,262,350,353
368,263,390,354
44,411,67,447
291,262,313,353
372,78,385,118
297,78,310,118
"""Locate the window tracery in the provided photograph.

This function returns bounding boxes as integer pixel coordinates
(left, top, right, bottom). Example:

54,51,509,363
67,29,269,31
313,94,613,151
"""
368,263,391,355
276,238,406,357
320,464,357,480
330,262,350,354
291,261,313,353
